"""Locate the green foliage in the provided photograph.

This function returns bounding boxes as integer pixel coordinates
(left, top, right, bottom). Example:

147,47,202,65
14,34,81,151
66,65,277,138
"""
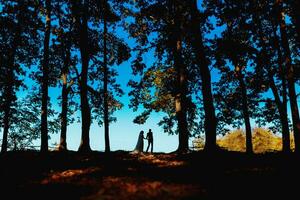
191,137,205,151
4,92,60,151
0,0,42,151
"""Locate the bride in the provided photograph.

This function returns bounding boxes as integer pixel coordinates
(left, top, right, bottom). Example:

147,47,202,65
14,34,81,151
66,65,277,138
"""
133,131,145,153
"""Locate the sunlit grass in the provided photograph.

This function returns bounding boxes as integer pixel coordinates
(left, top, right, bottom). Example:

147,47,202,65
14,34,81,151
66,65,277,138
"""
193,127,295,153
217,128,295,153
137,154,186,167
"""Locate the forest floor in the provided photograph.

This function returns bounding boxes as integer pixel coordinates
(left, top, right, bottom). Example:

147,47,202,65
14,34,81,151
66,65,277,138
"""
0,150,299,200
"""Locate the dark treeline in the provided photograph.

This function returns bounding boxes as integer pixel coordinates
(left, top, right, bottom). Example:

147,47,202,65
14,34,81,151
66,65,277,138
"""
0,0,299,154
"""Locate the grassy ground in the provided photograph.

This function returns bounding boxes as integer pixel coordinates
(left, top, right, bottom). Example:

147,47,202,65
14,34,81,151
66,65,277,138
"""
0,150,299,200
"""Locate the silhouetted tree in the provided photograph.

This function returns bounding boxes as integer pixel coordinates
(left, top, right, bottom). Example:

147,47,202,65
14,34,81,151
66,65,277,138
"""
100,0,130,153
58,43,72,151
1,0,299,154
187,0,217,152
70,0,92,152
0,0,41,152
103,0,110,152
50,0,78,151
7,92,60,151
40,0,52,153
128,0,196,152
250,1,291,152
287,0,300,47
168,0,189,152
82,0,129,153
212,0,258,153
274,0,300,152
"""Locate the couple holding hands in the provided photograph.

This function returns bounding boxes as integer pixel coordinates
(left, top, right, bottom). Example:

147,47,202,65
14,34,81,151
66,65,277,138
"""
134,129,153,153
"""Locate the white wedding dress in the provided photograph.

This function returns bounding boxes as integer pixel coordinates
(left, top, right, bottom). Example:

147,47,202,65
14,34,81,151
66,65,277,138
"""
133,132,144,153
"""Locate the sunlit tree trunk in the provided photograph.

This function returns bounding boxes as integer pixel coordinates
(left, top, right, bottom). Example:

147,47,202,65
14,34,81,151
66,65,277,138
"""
276,0,300,153
103,1,110,153
58,48,71,151
41,0,51,153
190,0,217,152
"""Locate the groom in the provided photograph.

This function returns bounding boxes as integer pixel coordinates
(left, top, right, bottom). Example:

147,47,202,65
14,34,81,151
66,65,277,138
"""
146,129,153,153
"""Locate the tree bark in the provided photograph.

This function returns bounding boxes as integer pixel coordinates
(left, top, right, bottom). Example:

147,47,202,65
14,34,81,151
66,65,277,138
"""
77,1,91,152
237,70,253,153
1,77,13,153
41,0,51,153
1,54,15,153
1,108,9,152
269,75,290,152
103,1,110,153
276,0,300,152
170,1,189,152
58,48,71,151
271,24,290,152
1,13,21,153
291,1,300,47
257,19,290,153
174,50,189,152
190,0,217,152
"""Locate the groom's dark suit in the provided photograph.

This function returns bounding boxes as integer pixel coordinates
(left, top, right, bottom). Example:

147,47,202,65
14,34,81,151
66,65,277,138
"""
146,129,153,153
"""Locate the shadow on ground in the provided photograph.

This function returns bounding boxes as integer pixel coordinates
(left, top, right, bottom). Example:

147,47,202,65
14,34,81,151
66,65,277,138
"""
0,150,299,200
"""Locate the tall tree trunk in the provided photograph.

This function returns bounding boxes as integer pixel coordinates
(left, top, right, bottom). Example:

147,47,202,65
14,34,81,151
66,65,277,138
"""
1,107,9,152
1,56,15,153
77,1,91,152
174,45,189,152
1,18,20,153
1,83,12,153
170,1,189,152
271,24,290,152
257,20,290,152
269,75,290,152
41,0,51,153
277,0,300,152
103,2,110,153
58,48,71,151
190,0,217,152
291,1,300,47
237,69,253,153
